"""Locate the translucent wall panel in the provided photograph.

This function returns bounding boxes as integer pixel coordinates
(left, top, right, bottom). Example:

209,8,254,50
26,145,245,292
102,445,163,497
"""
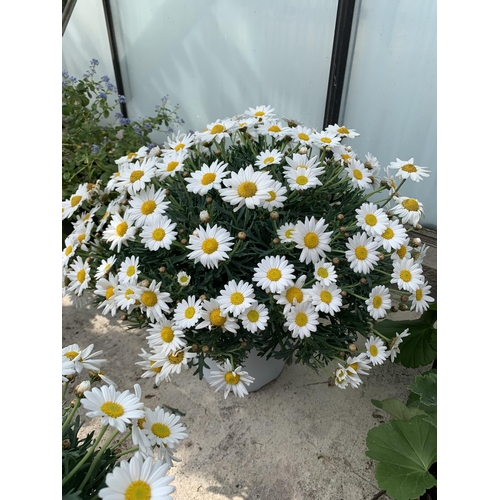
108,0,338,136
339,0,437,229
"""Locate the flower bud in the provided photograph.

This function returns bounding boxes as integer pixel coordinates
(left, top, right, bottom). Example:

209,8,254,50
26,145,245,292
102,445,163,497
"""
341,291,348,297
65,373,76,383
182,171,189,177
202,345,210,353
415,223,422,230
199,294,207,302
74,380,91,397
140,279,150,288
165,189,170,196
206,197,213,204
214,149,222,156
62,439,71,450
332,258,340,265
343,232,350,238
191,344,199,352
339,351,345,358
181,238,188,245
337,214,344,220
391,306,399,313
241,341,248,348
158,266,166,273
272,238,280,245
359,278,367,284
298,147,308,154
399,304,408,311
401,295,409,302
348,344,357,352
340,226,346,232
200,210,210,222
178,228,185,234
238,231,247,240
412,238,422,247
270,211,279,220
377,253,385,261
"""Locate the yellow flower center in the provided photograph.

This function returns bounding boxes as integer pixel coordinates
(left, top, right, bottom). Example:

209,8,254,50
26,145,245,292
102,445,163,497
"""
286,287,303,304
264,156,275,164
349,362,359,372
167,161,179,172
137,417,146,429
141,291,158,307
105,287,115,300
337,126,350,134
130,170,144,183
101,401,124,418
174,143,185,151
401,163,417,173
267,268,282,282
254,110,265,117
381,227,395,240
225,372,241,384
237,181,258,198
320,290,332,303
285,229,294,239
396,245,407,259
161,327,175,342
151,422,171,438
295,312,308,327
304,232,319,249
402,198,419,211
372,296,383,308
201,172,216,185
77,234,85,244
116,221,128,237
179,275,189,283
152,228,165,241
141,200,156,215
230,292,245,305
369,345,379,357
210,309,226,326
70,195,82,208
65,246,73,256
320,137,332,143
64,351,79,360
246,310,260,322
365,214,377,226
76,269,86,283
298,132,310,141
149,361,161,373
125,288,135,300
415,288,423,301
210,124,225,134
168,351,185,364
184,306,196,319
268,125,281,133
125,480,151,500
127,152,138,160
400,270,412,282
296,175,308,186
353,169,363,180
201,237,219,254
341,153,351,161
126,265,136,277
355,246,368,260
317,267,328,278
266,191,277,202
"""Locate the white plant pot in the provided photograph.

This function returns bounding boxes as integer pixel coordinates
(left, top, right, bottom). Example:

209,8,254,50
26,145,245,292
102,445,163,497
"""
203,348,286,392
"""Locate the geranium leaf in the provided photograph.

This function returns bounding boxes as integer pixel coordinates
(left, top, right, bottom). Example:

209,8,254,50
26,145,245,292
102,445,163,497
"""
408,372,437,408
371,398,427,421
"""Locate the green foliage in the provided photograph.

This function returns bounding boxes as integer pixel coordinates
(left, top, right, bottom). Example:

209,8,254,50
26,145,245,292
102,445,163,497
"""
62,59,184,201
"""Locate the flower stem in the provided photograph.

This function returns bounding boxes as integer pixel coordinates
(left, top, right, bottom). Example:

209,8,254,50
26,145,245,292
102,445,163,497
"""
62,397,82,435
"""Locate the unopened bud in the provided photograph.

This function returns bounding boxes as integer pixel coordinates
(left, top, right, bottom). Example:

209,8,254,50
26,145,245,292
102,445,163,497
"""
202,345,210,353
62,439,71,450
214,149,222,156
337,214,344,221
399,303,408,311
199,294,207,302
343,232,349,238
298,147,308,155
206,197,213,203
165,189,170,196
348,344,357,352
332,258,340,265
181,238,188,245
401,295,409,302
74,380,91,397
158,266,166,273
270,211,279,220
415,223,422,230
359,278,367,284
238,231,247,240
179,228,185,234
377,253,385,261
391,306,399,313
191,344,199,352
339,351,345,358
65,373,75,383
412,238,422,247
200,210,210,222
341,291,347,297
140,279,150,288
241,341,247,348
272,237,280,245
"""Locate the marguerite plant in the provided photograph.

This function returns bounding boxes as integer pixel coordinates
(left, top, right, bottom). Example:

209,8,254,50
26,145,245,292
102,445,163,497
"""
62,105,435,395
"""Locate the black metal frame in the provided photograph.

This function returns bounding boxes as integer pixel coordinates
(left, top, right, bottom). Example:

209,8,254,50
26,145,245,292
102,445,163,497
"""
323,0,356,129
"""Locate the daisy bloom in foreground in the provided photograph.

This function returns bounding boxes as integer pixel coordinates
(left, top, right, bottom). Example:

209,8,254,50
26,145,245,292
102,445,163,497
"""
391,196,425,227
409,281,435,313
255,148,284,169
62,183,89,220
284,301,319,339
311,129,341,150
391,257,425,292
151,347,197,377
209,359,255,398
81,384,144,433
258,119,290,139
310,282,342,315
66,256,92,296
244,104,275,121
163,130,196,154
274,275,308,315
346,352,372,388
185,159,229,195
277,222,296,243
173,295,202,329
140,214,178,251
219,165,274,211
102,211,137,252
146,318,187,355
186,223,234,269
156,149,188,179
388,157,430,183
238,303,269,333
334,365,349,389
355,202,389,237
365,285,392,320
118,256,140,284
197,118,236,143
326,123,360,138
345,232,380,274
365,336,389,366
262,181,287,211
217,279,256,316
137,348,172,386
195,298,240,333
289,124,314,146
253,255,296,294
98,453,175,500
313,258,337,286
292,216,332,265
95,273,119,316
375,219,407,252
138,280,173,322
284,166,323,191
127,186,170,227
176,271,191,287
388,328,411,362
142,406,188,449
345,159,373,190
115,157,156,195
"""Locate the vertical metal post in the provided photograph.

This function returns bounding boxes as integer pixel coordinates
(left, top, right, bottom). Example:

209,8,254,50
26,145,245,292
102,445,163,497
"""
62,0,78,36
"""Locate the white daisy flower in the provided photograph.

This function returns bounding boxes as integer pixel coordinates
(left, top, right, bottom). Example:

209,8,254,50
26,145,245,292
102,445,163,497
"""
262,181,287,211
313,258,337,286
345,159,373,190
197,118,237,143
391,237,412,262
62,183,89,220
115,145,149,165
289,124,314,146
355,202,389,237
115,157,157,195
62,235,78,267
117,256,140,284
233,116,259,137
292,216,332,264
163,130,196,154
72,220,94,251
375,219,408,252
252,255,296,294
208,359,255,398
217,280,256,317
391,196,425,227
138,280,173,322
334,365,350,389
388,328,411,362
311,130,341,150
151,347,197,377
284,301,319,339
66,256,91,296
310,282,343,315
156,149,189,180
95,273,119,316
173,295,203,329
345,232,380,274
126,186,170,227
238,303,269,333
284,153,323,174
277,222,296,243
137,348,172,386
196,298,240,333
142,406,188,449
81,384,144,433
199,210,210,223
219,165,275,211
185,159,229,195
102,211,137,253
146,318,187,355
346,352,372,388
186,223,234,269
62,357,76,382
176,271,191,287
114,283,141,313
365,285,392,320
333,144,356,165
326,124,360,138
255,148,284,169
409,282,435,313
273,275,308,315
140,214,178,251
244,104,275,121
285,167,323,191
257,119,291,139
365,336,388,366
391,257,425,292
388,157,430,183
364,153,380,171
97,453,175,500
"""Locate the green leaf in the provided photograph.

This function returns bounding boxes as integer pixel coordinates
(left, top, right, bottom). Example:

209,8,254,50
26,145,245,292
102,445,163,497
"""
408,372,437,408
371,398,427,421
366,415,437,500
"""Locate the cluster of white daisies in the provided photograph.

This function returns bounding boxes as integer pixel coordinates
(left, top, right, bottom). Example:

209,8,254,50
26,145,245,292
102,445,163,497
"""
62,105,434,394
62,343,187,498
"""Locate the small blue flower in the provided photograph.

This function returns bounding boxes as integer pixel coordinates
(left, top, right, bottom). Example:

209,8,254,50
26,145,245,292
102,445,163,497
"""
106,82,117,92
144,123,152,131
90,58,99,66
133,125,143,136
115,112,123,119
120,117,131,126
147,143,156,149
91,144,101,154
117,95,126,104
98,92,107,100
101,75,110,82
